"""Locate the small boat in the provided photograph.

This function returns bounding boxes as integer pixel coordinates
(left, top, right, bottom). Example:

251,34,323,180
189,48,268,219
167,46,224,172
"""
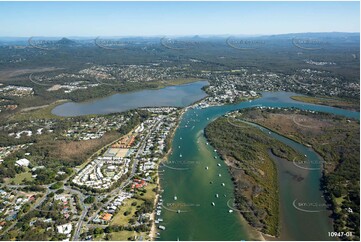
179,154,182,158
177,210,181,213
206,142,209,145
215,194,219,198
304,154,307,157
206,166,209,170
210,181,213,184
158,225,166,230
214,149,217,152
229,210,233,213
221,183,225,186
211,202,215,206
268,132,271,134
218,174,222,177
174,196,177,200
217,163,221,167
224,194,227,197
180,137,182,140
214,156,217,159
178,146,180,148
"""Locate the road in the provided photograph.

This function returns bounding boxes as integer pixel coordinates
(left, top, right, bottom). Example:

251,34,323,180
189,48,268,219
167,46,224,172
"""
82,122,156,236
0,186,51,237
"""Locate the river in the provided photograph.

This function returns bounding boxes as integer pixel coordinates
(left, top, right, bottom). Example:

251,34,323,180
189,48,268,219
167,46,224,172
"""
51,87,359,240
156,91,359,241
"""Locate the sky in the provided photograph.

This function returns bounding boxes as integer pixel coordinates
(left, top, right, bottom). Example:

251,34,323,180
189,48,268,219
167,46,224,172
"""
0,1,359,37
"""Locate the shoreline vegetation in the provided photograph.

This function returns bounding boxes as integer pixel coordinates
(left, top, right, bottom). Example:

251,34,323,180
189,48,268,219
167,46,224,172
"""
290,95,360,112
204,115,303,237
1,77,201,120
238,107,360,241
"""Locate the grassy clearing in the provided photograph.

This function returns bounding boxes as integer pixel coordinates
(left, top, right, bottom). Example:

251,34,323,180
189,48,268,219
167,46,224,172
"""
138,183,157,202
110,230,147,241
10,99,68,121
110,198,144,227
5,168,33,185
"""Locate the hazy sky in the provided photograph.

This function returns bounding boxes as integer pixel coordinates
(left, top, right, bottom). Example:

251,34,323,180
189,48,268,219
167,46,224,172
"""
0,1,359,36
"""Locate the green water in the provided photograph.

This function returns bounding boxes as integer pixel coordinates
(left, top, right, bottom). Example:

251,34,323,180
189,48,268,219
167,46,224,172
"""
157,92,359,241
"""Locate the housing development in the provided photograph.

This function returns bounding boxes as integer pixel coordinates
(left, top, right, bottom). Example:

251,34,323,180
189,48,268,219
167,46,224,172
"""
0,1,359,241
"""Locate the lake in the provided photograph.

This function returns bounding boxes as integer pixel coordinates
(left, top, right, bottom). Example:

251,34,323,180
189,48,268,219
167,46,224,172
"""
51,81,208,117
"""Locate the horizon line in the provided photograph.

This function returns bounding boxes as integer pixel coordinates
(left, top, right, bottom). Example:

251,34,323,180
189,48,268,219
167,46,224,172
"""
0,31,360,39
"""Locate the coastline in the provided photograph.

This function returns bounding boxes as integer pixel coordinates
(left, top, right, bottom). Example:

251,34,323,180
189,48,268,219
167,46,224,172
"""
148,107,186,241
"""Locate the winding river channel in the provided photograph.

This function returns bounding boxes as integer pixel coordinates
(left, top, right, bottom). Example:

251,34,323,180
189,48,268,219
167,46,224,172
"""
52,84,359,241
156,92,359,241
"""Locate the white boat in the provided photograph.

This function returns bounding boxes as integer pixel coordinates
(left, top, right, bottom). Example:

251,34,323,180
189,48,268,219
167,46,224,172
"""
217,163,221,167
179,154,182,158
206,166,209,170
218,174,222,177
174,196,177,200
158,225,166,230
214,156,217,159
229,210,233,213
215,194,219,198
177,210,181,213
221,183,225,186
211,202,215,206
178,146,181,148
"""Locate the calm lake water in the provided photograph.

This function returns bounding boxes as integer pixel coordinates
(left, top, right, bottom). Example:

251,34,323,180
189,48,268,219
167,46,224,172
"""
51,81,208,117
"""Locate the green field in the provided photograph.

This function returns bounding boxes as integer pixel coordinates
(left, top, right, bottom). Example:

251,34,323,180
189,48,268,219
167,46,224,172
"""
9,99,68,121
110,198,144,227
4,168,33,185
110,230,147,241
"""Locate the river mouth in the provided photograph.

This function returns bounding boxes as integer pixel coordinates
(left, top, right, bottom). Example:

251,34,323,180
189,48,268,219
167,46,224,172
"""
51,80,209,117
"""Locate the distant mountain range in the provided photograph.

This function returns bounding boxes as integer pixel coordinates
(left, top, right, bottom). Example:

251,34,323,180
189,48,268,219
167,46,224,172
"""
0,32,359,45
